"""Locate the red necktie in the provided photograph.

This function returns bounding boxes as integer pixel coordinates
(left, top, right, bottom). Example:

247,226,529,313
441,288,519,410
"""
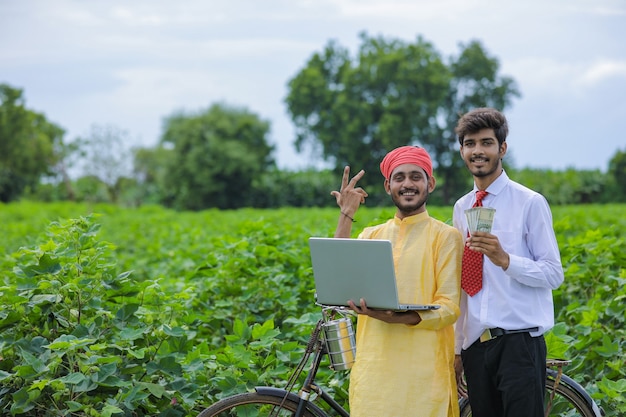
461,190,488,296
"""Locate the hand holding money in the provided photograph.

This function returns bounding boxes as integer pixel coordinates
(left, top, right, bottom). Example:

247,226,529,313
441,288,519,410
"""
465,207,496,234
463,207,510,269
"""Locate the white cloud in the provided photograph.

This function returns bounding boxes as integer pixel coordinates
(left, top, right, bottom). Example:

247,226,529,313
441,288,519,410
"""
331,0,480,19
504,58,579,92
2,0,624,171
503,56,626,102
110,7,163,26
578,60,626,86
590,4,626,16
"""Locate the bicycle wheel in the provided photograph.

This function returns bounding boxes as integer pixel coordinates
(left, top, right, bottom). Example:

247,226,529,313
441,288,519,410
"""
544,372,602,417
196,392,327,417
458,371,599,417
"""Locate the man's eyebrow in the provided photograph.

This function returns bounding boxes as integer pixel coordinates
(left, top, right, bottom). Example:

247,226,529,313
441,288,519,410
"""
393,170,424,176
464,137,495,143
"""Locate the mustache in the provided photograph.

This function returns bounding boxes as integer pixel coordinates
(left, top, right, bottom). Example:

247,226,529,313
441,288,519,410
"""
470,156,488,161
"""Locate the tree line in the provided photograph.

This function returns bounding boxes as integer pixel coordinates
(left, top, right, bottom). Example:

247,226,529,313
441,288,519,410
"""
2,33,625,209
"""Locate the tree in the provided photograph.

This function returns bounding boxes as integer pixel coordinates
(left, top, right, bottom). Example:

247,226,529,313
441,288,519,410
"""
608,148,626,201
0,84,65,202
131,145,174,205
251,168,338,208
513,167,608,205
438,40,520,202
285,33,520,204
74,124,133,203
160,103,275,210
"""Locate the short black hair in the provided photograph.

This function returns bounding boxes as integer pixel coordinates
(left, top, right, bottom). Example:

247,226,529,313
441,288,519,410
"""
455,108,508,146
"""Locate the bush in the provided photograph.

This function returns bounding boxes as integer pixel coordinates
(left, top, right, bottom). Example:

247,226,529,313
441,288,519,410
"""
0,215,191,415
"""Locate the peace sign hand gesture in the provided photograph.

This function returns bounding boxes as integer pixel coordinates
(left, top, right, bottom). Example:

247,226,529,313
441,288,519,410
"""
331,166,368,238
331,166,368,210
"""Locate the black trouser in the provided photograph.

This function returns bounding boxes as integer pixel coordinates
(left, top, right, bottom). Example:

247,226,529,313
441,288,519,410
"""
461,332,547,417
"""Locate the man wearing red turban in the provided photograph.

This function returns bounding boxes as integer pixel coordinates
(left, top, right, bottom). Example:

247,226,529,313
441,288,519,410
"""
330,146,463,417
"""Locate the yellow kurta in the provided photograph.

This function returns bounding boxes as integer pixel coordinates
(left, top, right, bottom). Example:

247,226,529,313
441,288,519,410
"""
348,210,463,417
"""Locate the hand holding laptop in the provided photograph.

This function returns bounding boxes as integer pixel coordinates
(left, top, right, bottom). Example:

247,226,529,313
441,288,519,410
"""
347,298,423,325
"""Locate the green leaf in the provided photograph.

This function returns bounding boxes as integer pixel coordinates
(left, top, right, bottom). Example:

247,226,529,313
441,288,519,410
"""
251,319,275,339
29,379,52,390
71,377,98,393
66,401,84,411
60,372,87,384
118,326,146,340
101,404,124,417
162,325,186,337
10,386,40,414
45,334,96,350
30,293,63,304
137,381,167,398
146,356,183,377
545,322,573,359
597,377,626,399
115,303,140,321
0,310,22,331
95,362,118,381
595,334,619,358
20,254,62,277
233,318,247,339
15,350,48,377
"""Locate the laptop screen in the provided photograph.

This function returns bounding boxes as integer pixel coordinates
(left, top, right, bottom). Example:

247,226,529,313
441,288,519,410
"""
309,237,439,311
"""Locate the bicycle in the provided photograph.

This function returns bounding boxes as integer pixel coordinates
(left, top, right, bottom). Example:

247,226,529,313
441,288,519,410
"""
196,306,605,417
458,358,605,417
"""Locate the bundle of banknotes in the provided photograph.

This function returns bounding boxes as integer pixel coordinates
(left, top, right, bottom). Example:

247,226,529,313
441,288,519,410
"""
464,207,496,234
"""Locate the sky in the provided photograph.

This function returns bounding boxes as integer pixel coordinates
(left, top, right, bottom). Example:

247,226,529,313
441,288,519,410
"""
1,0,625,173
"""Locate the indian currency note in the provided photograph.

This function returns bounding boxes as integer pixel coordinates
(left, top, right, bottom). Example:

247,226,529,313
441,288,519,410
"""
465,207,496,234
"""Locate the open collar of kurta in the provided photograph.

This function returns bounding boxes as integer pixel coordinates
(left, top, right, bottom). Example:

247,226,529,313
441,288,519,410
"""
392,210,430,226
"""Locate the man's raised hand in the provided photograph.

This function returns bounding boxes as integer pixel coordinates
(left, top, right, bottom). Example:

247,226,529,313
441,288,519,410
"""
330,166,368,211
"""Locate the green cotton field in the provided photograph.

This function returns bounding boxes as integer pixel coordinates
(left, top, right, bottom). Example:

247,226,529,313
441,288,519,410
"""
1,201,625,416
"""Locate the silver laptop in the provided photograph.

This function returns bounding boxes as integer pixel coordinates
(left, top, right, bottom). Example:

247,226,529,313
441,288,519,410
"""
309,237,440,311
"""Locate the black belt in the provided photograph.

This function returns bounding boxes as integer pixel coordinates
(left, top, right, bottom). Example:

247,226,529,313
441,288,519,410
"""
480,327,539,343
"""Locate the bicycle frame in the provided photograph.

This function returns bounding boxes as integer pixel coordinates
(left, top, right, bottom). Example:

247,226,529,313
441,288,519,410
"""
252,309,351,417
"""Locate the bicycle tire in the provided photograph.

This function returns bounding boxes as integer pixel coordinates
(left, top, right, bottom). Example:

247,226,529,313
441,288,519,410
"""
543,372,603,417
458,370,600,417
196,391,328,417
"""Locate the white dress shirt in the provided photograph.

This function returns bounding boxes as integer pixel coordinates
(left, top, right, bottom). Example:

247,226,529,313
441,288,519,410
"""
453,170,564,353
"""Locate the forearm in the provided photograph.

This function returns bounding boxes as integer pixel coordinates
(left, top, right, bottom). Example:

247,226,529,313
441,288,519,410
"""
366,309,422,325
392,310,422,325
334,211,356,238
349,300,421,325
505,255,564,289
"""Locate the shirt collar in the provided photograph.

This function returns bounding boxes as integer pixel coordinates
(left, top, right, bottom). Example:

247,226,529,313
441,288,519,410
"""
393,210,430,225
473,169,509,196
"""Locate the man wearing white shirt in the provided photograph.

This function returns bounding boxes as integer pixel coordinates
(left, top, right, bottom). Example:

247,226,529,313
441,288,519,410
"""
452,108,564,417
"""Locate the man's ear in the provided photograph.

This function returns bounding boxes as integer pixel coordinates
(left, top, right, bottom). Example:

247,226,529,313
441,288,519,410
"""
499,141,508,157
428,175,436,193
384,178,391,195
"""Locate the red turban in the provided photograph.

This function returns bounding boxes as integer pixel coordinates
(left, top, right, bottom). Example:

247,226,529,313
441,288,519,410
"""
380,146,433,179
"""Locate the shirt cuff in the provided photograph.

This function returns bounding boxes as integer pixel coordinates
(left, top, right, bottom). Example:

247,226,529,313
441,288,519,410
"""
504,253,524,277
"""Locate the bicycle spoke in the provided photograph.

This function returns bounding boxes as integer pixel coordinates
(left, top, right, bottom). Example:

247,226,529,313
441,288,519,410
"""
209,403,296,416
197,392,324,417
